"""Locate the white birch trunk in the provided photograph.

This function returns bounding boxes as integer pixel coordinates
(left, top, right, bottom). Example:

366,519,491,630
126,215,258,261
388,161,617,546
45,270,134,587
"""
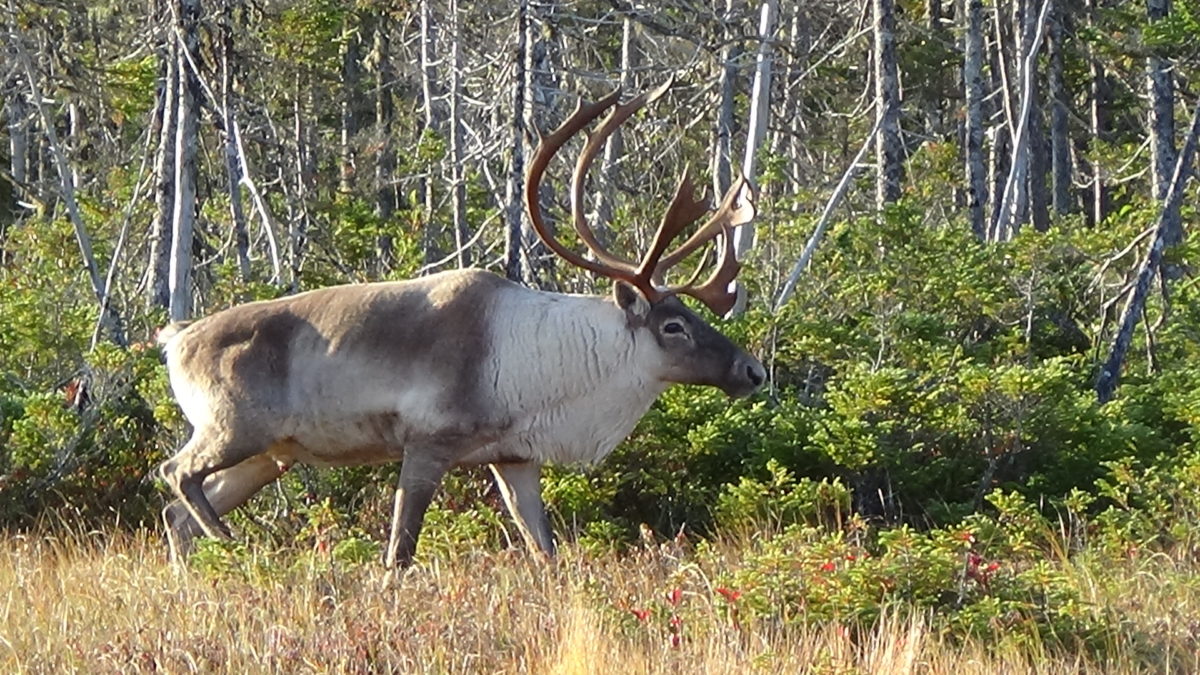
734,0,777,257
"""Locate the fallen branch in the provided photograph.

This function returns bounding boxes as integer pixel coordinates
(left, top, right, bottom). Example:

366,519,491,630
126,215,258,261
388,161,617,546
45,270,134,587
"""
1095,95,1200,403
774,114,882,312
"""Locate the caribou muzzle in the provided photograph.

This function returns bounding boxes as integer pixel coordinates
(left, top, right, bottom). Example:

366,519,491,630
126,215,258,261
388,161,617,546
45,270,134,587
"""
723,351,766,398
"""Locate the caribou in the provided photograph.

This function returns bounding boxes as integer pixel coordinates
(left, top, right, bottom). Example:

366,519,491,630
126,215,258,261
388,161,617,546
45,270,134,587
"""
156,83,766,568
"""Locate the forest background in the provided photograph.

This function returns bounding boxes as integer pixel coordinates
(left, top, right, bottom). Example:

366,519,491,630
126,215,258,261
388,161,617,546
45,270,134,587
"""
3,0,1200,670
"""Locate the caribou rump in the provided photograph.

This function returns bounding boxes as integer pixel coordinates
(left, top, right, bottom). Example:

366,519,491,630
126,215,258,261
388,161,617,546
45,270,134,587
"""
156,84,765,567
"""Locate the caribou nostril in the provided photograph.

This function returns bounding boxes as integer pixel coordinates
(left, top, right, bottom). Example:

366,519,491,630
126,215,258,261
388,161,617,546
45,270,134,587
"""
746,363,764,387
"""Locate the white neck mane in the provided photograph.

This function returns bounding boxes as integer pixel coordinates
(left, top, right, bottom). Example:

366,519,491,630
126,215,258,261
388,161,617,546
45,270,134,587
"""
470,287,668,465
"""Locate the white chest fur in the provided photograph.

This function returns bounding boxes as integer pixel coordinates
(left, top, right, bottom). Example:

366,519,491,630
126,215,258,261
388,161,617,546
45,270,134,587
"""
461,287,668,466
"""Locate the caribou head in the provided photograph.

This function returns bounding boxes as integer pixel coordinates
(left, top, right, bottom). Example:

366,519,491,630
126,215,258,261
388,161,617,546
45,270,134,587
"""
525,83,764,397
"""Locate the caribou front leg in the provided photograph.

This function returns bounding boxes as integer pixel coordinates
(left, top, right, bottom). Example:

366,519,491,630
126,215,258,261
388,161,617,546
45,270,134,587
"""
490,461,555,558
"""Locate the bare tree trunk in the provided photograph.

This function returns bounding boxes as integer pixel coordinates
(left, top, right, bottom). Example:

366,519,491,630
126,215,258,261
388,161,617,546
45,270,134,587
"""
290,81,314,288
998,0,1032,238
168,0,201,322
596,16,636,235
1096,99,1200,403
7,69,28,194
712,0,741,199
1048,1,1072,214
995,0,1050,241
1087,0,1110,227
220,0,250,282
992,0,1017,131
734,0,777,256
148,32,178,309
448,0,469,268
419,0,442,266
874,0,903,209
524,0,561,282
230,105,281,283
776,118,882,311
504,0,529,283
1028,104,1051,231
964,0,987,239
769,6,803,196
66,100,82,192
923,0,946,136
374,11,397,271
4,42,30,256
339,12,363,195
1147,0,1179,245
1025,0,1050,232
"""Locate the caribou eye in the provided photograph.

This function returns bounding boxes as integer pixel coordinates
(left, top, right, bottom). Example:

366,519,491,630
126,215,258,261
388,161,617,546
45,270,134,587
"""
662,320,687,335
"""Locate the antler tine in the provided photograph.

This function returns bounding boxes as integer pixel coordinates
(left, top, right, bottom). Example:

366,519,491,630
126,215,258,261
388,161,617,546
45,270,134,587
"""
649,175,755,316
633,167,710,286
654,175,756,275
569,78,675,271
525,90,630,280
675,228,742,316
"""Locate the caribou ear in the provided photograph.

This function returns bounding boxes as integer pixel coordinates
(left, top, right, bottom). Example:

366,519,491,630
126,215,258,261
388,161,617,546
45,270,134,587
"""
613,280,651,325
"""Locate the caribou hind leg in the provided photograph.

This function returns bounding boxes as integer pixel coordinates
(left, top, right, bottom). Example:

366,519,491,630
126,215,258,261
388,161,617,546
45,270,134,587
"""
383,451,451,571
159,431,263,542
162,453,287,562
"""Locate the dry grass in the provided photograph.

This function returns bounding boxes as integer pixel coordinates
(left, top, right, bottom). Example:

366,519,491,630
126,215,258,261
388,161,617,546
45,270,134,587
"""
0,529,1195,674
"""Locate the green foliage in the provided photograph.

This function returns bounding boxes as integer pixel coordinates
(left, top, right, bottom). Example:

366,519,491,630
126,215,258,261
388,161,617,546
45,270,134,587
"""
715,460,850,533
417,503,506,560
267,0,348,67
102,54,158,121
707,491,1111,651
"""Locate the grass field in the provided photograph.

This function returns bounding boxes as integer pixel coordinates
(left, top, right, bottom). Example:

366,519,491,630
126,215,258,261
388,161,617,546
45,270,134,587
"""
2,527,1197,674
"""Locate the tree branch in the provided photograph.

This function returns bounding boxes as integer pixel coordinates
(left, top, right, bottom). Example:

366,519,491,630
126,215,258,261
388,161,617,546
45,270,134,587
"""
7,13,125,346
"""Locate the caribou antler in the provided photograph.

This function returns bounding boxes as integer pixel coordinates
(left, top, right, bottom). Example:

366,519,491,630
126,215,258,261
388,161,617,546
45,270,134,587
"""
655,176,756,316
525,84,757,316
